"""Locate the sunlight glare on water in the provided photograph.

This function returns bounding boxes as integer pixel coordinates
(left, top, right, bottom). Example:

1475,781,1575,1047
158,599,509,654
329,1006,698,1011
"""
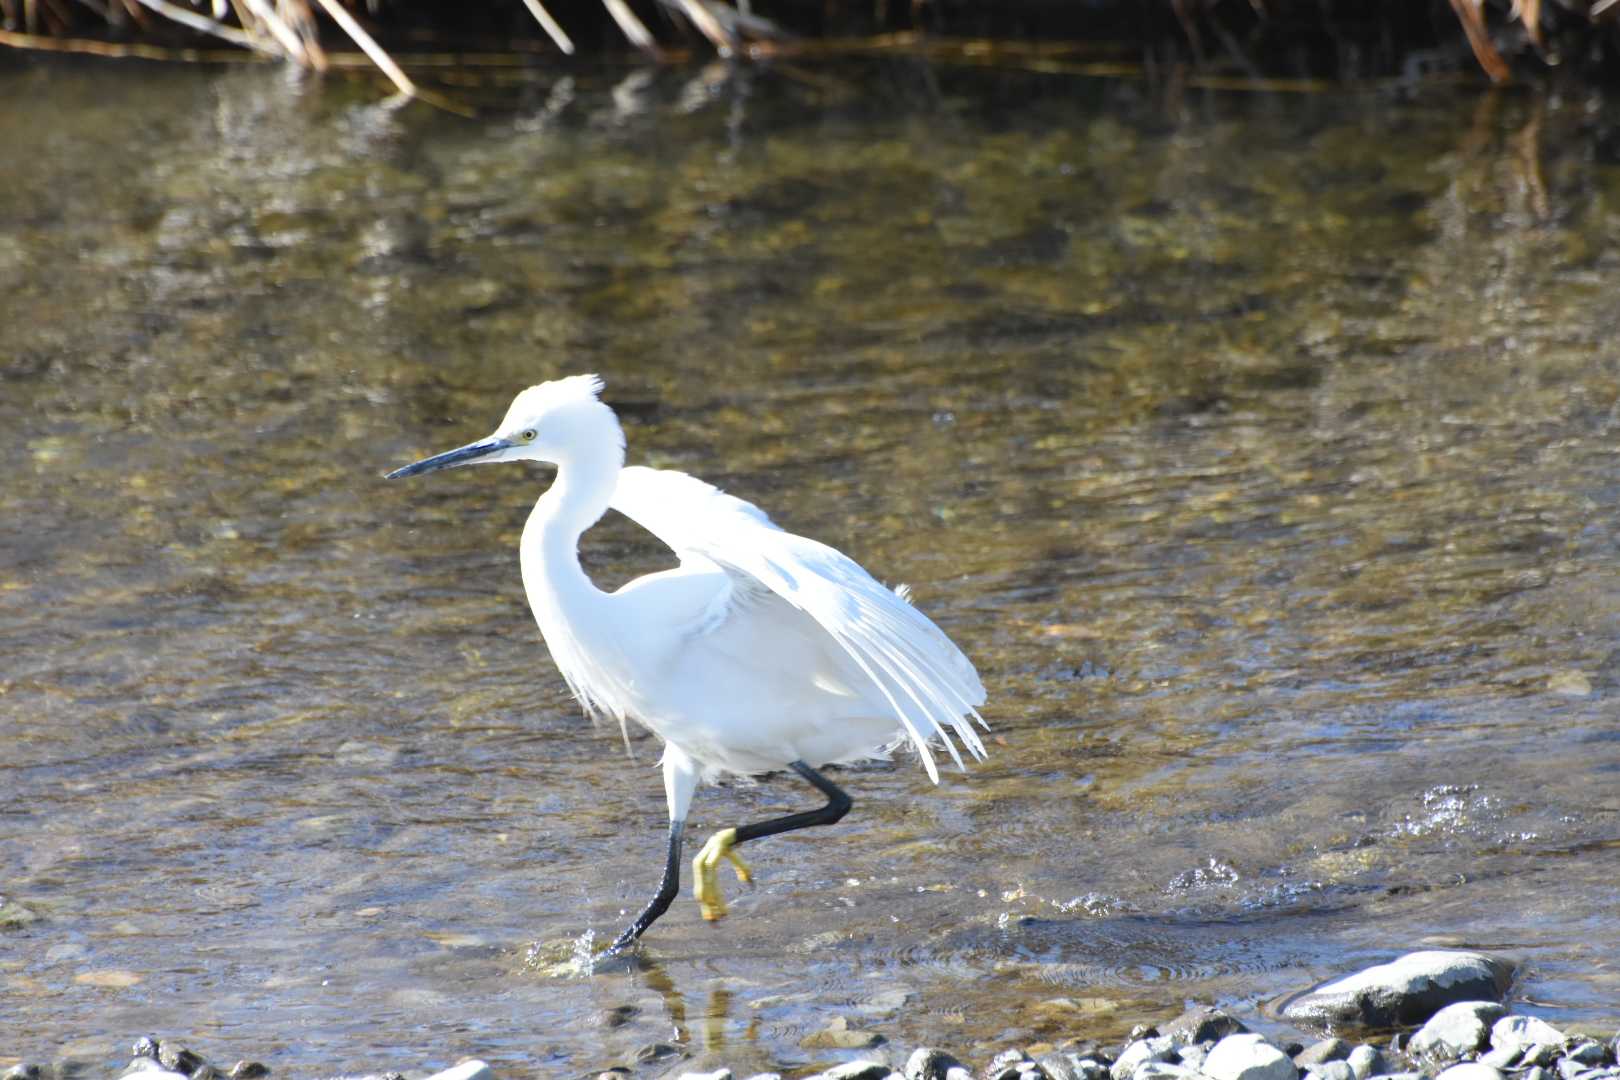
1,58,1619,1077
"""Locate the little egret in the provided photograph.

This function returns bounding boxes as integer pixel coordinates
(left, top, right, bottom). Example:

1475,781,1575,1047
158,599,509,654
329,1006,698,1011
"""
386,375,987,952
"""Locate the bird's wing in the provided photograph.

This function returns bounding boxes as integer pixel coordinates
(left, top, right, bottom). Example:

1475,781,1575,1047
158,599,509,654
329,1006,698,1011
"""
611,465,987,783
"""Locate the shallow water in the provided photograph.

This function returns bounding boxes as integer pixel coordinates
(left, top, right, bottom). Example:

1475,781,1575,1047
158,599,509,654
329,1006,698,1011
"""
2,56,1620,1077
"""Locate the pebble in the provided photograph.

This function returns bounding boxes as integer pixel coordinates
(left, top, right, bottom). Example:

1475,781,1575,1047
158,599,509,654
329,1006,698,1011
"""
1203,1034,1298,1080
1410,1002,1507,1060
1281,951,1513,1029
1346,1045,1385,1080
1111,1037,1176,1080
906,1049,965,1080
811,1062,889,1080
1296,1040,1351,1067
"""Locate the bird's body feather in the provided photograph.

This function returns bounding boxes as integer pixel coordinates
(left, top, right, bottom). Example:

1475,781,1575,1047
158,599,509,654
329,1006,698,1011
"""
603,465,987,781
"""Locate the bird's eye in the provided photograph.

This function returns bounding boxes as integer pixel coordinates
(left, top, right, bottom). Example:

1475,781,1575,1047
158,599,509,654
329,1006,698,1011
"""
520,429,537,443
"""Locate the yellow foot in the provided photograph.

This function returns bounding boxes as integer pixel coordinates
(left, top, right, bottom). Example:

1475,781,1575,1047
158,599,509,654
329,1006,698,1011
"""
692,827,754,921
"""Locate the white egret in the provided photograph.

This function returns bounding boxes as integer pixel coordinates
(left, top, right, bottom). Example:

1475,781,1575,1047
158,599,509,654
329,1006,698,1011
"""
386,375,987,952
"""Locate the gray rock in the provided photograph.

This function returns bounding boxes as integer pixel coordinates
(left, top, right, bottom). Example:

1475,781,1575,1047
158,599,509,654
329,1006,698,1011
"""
226,1065,268,1080
1433,1065,1503,1080
1491,1017,1568,1068
907,1051,966,1080
1296,1041,1351,1067
632,1043,681,1064
985,1050,1036,1080
1523,1068,1546,1080
741,1074,784,1080
1112,1038,1177,1080
1345,1047,1384,1080
1361,1073,1421,1080
422,1063,493,1080
1478,1047,1522,1070
1568,1042,1611,1067
1133,1065,1198,1080
1304,1063,1355,1080
3,1067,41,1080
1162,1007,1249,1047
1176,1047,1207,1073
1203,1035,1298,1080
1411,1002,1508,1061
1038,1055,1107,1080
816,1062,889,1080
1281,952,1514,1030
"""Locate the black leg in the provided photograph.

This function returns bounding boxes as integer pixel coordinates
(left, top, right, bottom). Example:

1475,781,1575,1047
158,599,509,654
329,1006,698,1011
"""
733,760,852,844
606,817,684,955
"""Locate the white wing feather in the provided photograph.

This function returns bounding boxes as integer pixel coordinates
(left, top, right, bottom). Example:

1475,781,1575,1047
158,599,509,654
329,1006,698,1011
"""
611,465,987,782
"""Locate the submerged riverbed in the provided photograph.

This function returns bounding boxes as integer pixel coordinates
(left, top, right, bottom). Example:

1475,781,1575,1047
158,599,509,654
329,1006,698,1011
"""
2,56,1619,1078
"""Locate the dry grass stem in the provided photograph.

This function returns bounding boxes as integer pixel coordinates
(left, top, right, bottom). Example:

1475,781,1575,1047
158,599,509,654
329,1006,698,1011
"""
131,0,254,47
601,0,657,51
308,0,416,96
516,0,575,53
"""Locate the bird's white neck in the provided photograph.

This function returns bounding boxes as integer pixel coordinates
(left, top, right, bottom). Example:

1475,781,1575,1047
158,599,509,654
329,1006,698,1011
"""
518,436,627,716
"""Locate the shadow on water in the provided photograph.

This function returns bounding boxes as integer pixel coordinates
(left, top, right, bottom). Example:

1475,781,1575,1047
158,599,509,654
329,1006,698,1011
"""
2,56,1620,1076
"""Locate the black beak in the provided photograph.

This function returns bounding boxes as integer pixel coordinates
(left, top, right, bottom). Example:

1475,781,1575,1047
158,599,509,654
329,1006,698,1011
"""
385,436,512,479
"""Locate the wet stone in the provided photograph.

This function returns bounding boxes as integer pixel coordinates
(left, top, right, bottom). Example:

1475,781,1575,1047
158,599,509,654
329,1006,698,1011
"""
132,1040,161,1061
1410,1002,1507,1061
802,1017,885,1051
226,1065,268,1080
1164,1007,1249,1047
1282,951,1514,1030
632,1043,682,1064
3,1067,42,1080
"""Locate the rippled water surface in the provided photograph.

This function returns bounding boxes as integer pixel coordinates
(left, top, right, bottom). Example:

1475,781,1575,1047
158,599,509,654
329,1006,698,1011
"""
3,56,1620,1077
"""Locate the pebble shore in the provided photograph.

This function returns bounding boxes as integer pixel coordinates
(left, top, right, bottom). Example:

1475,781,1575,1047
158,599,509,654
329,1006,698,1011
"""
7,950,1617,1080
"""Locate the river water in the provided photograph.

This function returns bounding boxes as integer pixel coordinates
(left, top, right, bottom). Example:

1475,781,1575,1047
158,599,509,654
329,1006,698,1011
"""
2,55,1619,1078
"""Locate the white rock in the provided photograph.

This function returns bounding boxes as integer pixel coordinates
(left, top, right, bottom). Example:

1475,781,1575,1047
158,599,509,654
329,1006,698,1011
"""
1411,1002,1506,1060
1203,1034,1298,1080
1282,952,1512,1029
118,1066,187,1080
1306,1062,1355,1080
425,1063,494,1080
1112,1037,1177,1080
676,1071,733,1080
1135,1065,1198,1080
817,1063,889,1080
1346,1046,1385,1080
1435,1065,1504,1080
1491,1016,1567,1061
